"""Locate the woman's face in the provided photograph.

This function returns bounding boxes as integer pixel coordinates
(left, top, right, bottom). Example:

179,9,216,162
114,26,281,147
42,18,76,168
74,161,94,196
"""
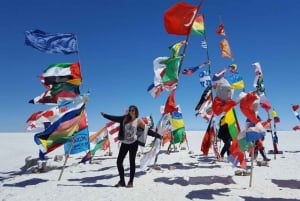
128,107,137,118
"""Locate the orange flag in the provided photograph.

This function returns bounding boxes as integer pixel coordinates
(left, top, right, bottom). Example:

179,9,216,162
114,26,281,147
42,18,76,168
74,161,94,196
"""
220,39,232,58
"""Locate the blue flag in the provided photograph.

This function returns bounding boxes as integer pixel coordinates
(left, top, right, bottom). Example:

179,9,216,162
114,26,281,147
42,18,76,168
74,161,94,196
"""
25,29,78,54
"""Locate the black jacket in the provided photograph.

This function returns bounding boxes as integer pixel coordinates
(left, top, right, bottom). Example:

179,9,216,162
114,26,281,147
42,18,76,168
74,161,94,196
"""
102,113,126,140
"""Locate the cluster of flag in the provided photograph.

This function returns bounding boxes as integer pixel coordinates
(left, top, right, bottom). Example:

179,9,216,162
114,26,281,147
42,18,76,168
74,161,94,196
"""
24,29,91,158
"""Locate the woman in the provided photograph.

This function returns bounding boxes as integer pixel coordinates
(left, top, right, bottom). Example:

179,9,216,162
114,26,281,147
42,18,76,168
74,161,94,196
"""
101,105,160,188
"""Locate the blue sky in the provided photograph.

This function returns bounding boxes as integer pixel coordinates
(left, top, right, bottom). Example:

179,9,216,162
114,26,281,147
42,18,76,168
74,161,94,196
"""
1,0,299,132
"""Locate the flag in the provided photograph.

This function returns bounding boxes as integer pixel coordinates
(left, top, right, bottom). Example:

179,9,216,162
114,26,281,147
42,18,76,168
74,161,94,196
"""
160,56,181,84
64,127,90,155
216,24,226,36
163,90,178,114
156,114,172,146
29,83,80,105
26,105,67,131
170,111,185,144
164,2,198,35
220,39,232,58
201,40,207,49
226,69,244,90
42,62,82,85
293,124,300,131
224,108,240,139
199,70,212,87
182,66,199,75
229,138,246,168
252,62,265,96
169,40,186,57
260,98,271,112
147,83,163,98
182,61,210,75
89,127,110,156
191,14,205,36
195,86,213,121
34,102,86,154
201,118,214,156
239,91,260,124
106,121,120,142
24,29,78,54
152,56,180,94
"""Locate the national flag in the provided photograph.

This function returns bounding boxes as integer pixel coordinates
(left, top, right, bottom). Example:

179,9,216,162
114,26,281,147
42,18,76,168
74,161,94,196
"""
229,138,246,168
156,114,172,146
106,121,120,142
163,90,178,114
226,72,244,90
147,82,163,98
34,102,86,154
152,56,180,94
195,86,213,121
251,62,265,96
29,83,80,105
201,40,207,49
260,98,271,112
160,56,181,84
182,66,199,75
191,14,205,36
199,70,212,87
164,2,198,35
24,29,78,54
170,111,185,144
223,108,240,139
26,105,67,131
293,124,300,131
89,127,110,156
42,62,82,85
292,104,299,112
239,91,260,125
200,118,214,156
169,40,186,57
182,60,210,75
220,39,232,58
216,24,226,36
142,115,154,129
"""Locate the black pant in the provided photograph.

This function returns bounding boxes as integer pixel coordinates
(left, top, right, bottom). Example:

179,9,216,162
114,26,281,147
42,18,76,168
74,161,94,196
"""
220,139,231,157
117,140,139,184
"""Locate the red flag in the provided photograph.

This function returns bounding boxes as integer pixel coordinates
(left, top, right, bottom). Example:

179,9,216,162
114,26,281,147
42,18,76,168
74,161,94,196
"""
239,91,260,125
292,104,299,112
200,118,214,156
230,138,246,169
216,24,226,36
163,90,178,114
164,2,198,35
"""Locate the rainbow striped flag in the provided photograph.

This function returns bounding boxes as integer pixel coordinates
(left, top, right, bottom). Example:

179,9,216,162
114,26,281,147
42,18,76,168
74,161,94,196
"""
191,14,205,36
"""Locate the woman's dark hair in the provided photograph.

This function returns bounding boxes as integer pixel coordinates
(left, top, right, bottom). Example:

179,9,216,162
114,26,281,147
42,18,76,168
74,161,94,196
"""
124,105,139,124
128,105,139,117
